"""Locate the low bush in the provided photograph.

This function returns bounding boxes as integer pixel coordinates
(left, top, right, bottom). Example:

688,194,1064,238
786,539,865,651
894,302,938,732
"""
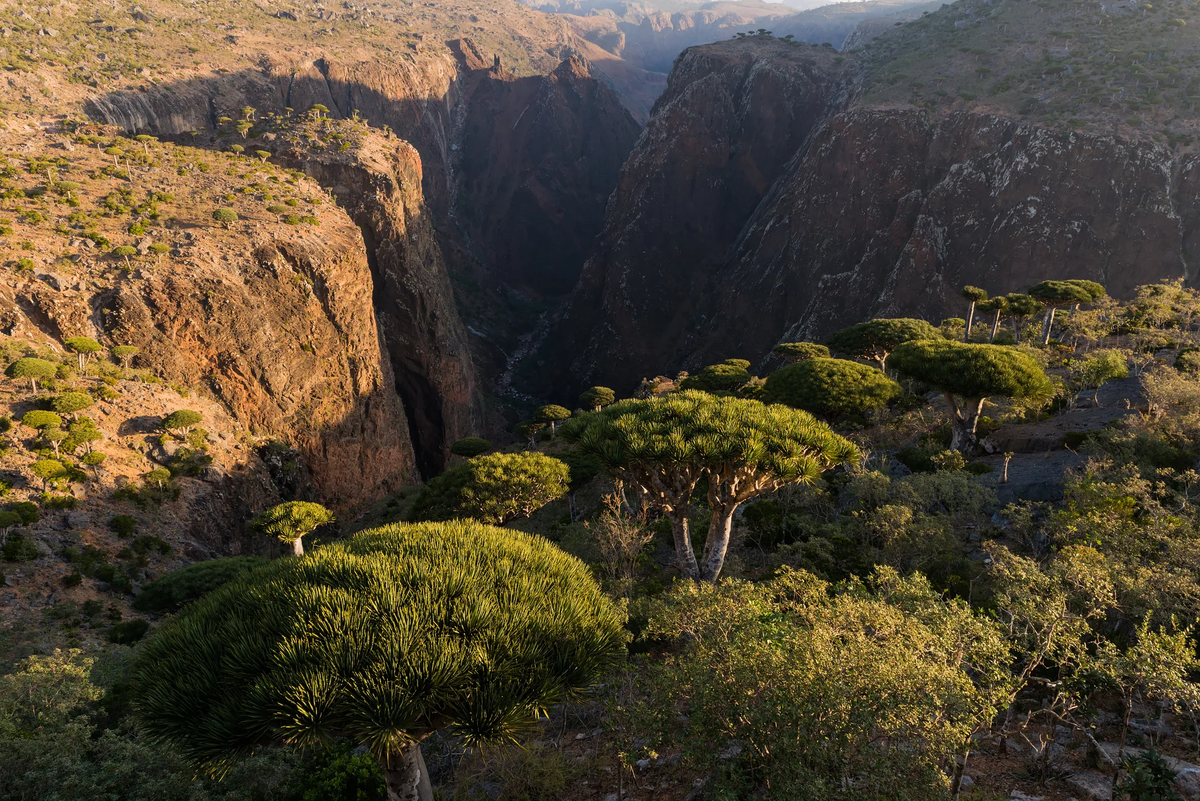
107,619,150,645
132,556,269,613
2,531,39,561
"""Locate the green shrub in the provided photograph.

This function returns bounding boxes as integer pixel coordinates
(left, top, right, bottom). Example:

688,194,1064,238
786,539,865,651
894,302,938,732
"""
894,445,938,474
8,501,39,525
132,535,172,556
93,563,133,593
765,357,900,422
110,514,138,538
1062,430,1100,450
2,531,39,561
450,437,491,458
1117,748,1183,800
284,741,386,801
408,452,570,525
679,360,752,392
107,619,150,645
41,494,79,510
132,556,269,613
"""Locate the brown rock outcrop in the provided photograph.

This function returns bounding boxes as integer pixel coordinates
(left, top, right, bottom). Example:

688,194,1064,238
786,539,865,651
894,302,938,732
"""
277,131,481,476
100,223,417,507
85,45,642,393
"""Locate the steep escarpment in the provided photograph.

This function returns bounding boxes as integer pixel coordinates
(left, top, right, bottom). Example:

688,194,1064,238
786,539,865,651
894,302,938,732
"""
549,0,935,119
534,0,1200,394
0,128,415,507
274,124,480,477
705,110,1189,360
101,231,416,506
81,38,641,392
529,38,851,394
454,55,641,299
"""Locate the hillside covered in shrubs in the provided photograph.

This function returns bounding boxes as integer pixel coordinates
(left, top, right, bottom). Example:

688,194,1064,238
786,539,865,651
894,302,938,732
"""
3,276,1200,800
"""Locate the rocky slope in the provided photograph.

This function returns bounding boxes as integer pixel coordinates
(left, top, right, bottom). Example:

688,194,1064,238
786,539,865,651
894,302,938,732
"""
0,124,417,505
532,0,1200,395
72,24,640,392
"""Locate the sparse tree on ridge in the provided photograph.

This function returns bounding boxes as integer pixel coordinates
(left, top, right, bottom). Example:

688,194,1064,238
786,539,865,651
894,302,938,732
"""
31,458,66,491
516,420,546,448
890,340,1052,452
52,392,93,420
827,318,942,371
161,410,202,437
579,386,616,412
535,404,572,439
977,296,1009,342
1029,281,1093,345
961,286,988,342
6,357,57,393
1003,293,1044,344
111,345,140,370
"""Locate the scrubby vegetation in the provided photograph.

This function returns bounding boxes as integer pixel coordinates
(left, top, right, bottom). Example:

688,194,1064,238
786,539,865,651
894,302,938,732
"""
4,220,1200,799
861,0,1200,146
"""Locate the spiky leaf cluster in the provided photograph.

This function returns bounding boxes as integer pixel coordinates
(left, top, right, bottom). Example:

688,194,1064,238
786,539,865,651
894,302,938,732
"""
562,390,858,485
889,340,1052,402
408,452,569,525
764,357,901,422
134,521,627,775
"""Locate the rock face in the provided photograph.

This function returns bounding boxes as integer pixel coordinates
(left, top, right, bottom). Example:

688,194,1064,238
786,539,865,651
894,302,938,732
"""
531,38,851,394
534,38,1191,394
86,43,641,390
98,223,417,507
454,53,642,297
278,132,481,477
